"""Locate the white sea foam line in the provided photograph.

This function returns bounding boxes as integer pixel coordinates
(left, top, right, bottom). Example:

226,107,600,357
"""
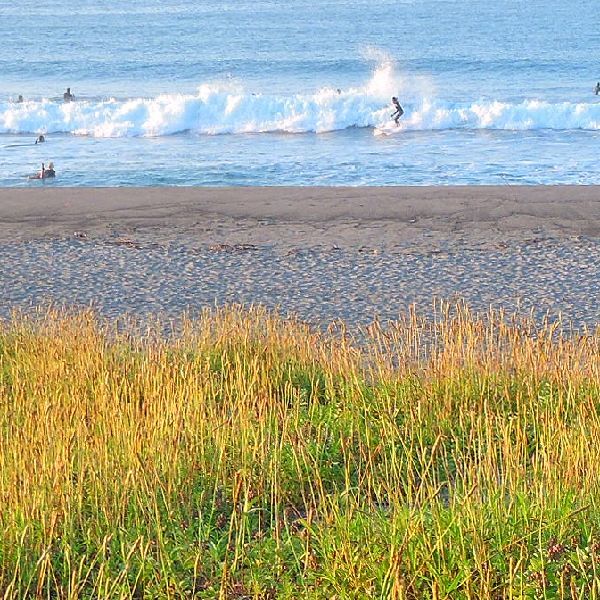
1,63,599,137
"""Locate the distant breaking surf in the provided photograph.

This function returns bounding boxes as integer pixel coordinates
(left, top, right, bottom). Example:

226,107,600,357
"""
2,64,599,137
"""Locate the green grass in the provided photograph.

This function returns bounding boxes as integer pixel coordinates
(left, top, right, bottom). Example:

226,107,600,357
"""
0,304,599,599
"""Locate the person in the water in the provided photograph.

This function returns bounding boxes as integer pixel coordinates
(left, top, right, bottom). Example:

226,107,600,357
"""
595,82,600,95
29,162,55,179
29,163,45,179
17,95,24,103
63,87,75,102
391,96,404,125
35,135,45,144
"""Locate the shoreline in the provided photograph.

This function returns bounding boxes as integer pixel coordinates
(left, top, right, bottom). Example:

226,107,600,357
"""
0,186,598,248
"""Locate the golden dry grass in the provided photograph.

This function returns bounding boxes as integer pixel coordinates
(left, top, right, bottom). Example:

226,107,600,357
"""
0,304,598,599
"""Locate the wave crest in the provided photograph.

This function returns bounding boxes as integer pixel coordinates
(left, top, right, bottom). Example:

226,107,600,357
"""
2,66,599,137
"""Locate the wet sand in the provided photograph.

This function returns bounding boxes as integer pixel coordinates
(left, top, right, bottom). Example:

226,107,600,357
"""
0,187,598,327
0,186,598,248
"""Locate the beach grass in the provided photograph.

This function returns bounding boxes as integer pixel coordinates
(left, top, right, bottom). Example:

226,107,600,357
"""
0,304,599,599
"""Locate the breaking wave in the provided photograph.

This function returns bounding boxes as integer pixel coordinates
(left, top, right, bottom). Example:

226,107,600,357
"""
2,63,599,137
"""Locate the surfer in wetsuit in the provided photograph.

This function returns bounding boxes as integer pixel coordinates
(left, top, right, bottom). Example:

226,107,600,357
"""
63,87,75,102
595,82,600,95
391,97,404,125
35,135,45,144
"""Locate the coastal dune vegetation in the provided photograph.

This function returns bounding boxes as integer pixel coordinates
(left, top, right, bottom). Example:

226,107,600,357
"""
0,304,599,599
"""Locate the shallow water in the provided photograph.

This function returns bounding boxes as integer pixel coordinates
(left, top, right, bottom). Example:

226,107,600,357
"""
1,0,599,186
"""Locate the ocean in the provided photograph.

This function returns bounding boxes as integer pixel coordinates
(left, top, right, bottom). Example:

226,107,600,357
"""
1,0,599,186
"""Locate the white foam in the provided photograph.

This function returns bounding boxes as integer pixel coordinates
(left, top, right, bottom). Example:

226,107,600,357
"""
1,64,599,137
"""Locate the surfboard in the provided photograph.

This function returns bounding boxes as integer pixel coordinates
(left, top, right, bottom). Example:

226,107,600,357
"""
374,122,404,136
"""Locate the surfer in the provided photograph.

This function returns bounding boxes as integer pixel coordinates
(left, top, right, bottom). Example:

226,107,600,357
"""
595,82,600,96
63,87,75,102
35,135,45,144
391,97,404,125
16,95,24,103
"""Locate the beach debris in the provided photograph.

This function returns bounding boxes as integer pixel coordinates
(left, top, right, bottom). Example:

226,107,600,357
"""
107,238,141,249
208,243,257,253
73,231,87,239
358,246,379,255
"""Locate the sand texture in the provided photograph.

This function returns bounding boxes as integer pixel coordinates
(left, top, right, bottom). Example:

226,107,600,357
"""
0,187,598,328
0,186,598,249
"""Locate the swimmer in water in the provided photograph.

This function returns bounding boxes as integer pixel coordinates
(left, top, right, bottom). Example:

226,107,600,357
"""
35,135,45,144
44,162,56,177
29,163,45,179
63,87,75,102
28,162,56,179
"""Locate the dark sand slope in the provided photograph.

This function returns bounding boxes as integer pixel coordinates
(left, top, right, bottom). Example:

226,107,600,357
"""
0,187,598,248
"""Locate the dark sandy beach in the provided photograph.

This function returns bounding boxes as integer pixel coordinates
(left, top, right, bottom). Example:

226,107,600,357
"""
0,186,598,247
0,187,598,327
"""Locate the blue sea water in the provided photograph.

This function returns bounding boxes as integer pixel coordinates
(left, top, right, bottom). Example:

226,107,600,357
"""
1,0,599,186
